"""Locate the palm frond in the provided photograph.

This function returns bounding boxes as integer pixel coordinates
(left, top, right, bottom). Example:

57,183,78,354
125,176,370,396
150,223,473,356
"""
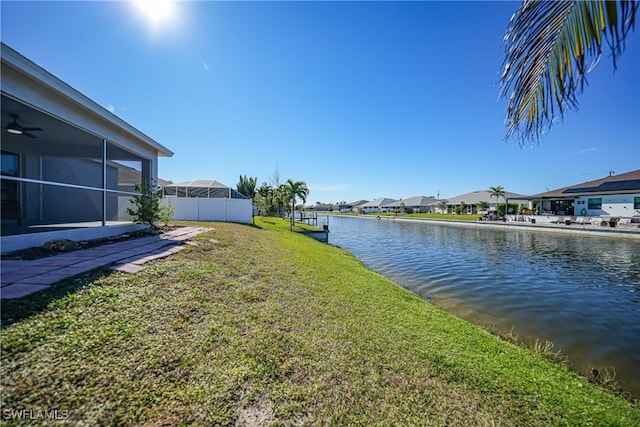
500,0,638,147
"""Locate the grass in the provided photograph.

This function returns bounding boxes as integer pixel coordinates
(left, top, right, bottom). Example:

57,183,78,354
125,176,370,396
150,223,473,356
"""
1,218,639,425
258,216,321,232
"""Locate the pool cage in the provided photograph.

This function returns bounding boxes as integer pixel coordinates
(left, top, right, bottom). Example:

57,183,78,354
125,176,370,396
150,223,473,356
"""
161,180,247,199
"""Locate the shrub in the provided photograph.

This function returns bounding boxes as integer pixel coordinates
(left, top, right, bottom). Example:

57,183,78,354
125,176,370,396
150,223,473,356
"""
127,182,163,228
158,204,175,226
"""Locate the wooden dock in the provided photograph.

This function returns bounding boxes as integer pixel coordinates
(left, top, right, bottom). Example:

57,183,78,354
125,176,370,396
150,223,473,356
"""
298,212,319,226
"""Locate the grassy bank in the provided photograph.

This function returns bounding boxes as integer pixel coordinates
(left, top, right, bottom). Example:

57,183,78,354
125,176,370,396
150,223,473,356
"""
1,218,638,425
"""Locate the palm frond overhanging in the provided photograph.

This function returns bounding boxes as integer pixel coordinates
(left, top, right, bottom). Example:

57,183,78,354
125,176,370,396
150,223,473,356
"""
500,0,638,146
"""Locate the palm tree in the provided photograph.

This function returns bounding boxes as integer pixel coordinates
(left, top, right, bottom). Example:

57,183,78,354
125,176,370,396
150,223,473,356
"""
257,183,273,199
255,183,273,217
437,199,449,214
489,186,506,212
500,1,638,146
236,175,257,199
274,184,288,218
476,200,490,215
284,179,309,230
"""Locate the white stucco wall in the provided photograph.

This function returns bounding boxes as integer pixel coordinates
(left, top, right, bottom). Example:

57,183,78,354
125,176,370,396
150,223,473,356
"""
574,194,640,217
362,207,381,214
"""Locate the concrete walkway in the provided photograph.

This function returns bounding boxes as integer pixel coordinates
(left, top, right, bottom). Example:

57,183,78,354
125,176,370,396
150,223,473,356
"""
0,226,209,299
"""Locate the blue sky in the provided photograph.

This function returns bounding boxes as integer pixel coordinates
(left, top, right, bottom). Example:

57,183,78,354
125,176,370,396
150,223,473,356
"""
2,1,638,204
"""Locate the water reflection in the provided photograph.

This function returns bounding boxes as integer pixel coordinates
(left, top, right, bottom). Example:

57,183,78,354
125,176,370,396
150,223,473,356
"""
324,216,640,396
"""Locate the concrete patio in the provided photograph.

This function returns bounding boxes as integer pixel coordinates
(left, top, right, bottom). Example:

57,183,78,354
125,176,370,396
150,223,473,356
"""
0,226,209,299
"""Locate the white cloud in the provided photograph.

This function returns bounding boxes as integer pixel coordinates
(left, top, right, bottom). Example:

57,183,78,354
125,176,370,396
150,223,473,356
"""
105,104,116,113
573,147,598,155
202,61,210,71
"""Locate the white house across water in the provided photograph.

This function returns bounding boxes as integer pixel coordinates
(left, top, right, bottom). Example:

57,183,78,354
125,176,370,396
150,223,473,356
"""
530,170,640,218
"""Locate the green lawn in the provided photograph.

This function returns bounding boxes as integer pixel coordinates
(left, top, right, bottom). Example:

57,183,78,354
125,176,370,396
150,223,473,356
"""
1,218,638,425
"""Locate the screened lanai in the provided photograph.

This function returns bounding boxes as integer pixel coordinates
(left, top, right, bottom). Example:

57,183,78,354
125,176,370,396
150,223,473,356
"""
1,43,173,253
162,180,247,199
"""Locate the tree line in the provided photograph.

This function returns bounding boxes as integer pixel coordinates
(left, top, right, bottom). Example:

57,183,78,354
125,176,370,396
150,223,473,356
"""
237,174,309,230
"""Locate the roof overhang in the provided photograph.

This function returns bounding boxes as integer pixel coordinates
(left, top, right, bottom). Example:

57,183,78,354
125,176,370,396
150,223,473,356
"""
1,42,173,158
531,171,640,199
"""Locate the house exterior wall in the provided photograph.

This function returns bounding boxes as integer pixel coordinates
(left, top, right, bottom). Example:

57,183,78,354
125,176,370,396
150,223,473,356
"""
22,155,41,224
40,159,118,222
6,156,121,225
362,206,395,213
574,194,640,217
399,205,431,213
42,186,102,223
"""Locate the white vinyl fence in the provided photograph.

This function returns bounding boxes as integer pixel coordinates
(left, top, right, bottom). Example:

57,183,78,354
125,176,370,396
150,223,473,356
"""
161,196,253,224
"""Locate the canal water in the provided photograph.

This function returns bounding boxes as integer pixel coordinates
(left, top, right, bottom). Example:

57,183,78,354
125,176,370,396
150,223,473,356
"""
322,215,640,396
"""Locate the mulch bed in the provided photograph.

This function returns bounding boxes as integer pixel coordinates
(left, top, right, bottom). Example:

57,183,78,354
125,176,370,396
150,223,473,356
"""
1,225,182,261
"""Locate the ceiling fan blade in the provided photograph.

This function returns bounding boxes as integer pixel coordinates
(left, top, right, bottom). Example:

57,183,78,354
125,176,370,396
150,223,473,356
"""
23,132,38,139
22,127,43,132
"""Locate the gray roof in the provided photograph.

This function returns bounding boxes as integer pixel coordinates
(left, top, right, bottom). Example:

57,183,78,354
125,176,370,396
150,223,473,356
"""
388,196,436,207
306,203,335,210
530,169,640,198
343,200,369,207
165,179,230,188
117,167,171,187
444,190,530,205
360,198,398,208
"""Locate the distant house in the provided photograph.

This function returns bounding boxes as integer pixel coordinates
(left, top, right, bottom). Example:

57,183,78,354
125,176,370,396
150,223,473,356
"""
387,196,437,213
438,190,530,214
337,200,369,213
530,170,640,217
1,43,173,253
117,166,172,193
306,203,335,212
359,198,397,214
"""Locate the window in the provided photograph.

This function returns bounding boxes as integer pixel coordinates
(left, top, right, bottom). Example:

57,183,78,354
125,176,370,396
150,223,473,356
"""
634,196,640,209
588,198,602,210
1,151,19,203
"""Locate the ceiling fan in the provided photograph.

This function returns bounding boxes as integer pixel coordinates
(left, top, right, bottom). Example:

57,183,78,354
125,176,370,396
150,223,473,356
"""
3,114,44,138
